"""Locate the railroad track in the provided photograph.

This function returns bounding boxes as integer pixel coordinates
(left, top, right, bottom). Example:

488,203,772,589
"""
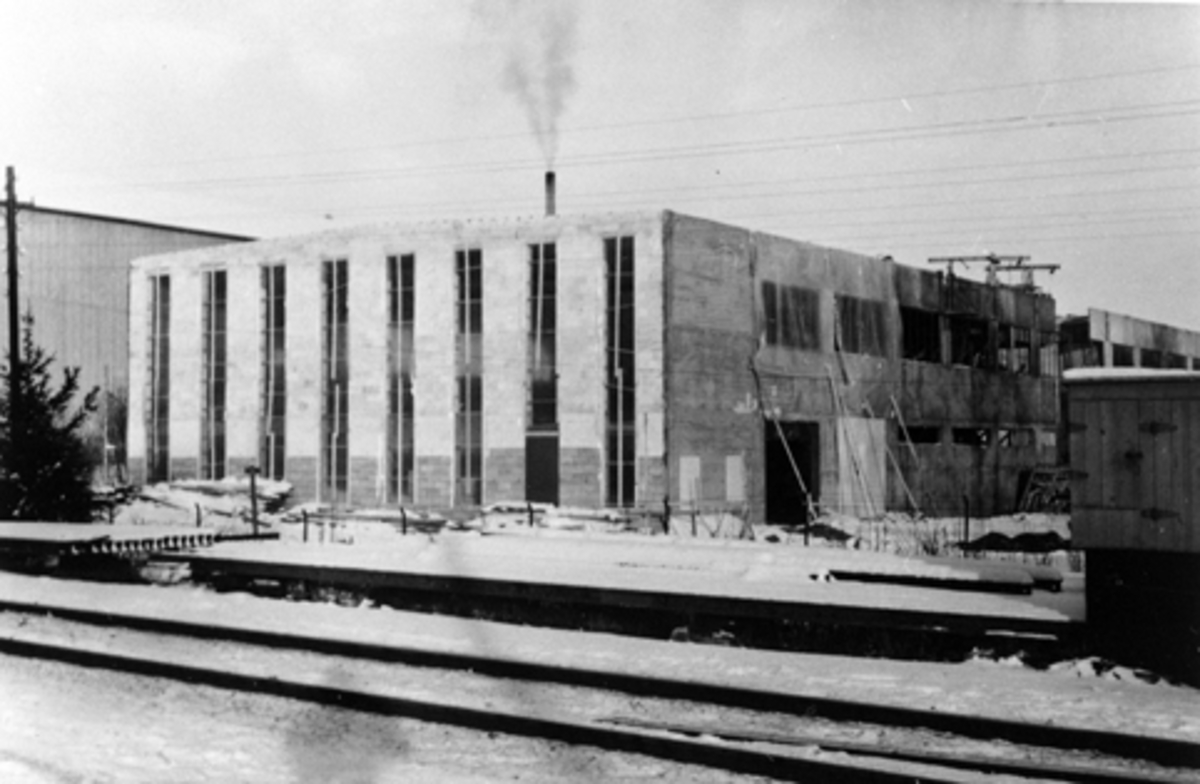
0,599,1195,783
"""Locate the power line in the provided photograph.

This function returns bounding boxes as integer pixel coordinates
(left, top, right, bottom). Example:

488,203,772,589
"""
51,62,1200,174
89,97,1200,192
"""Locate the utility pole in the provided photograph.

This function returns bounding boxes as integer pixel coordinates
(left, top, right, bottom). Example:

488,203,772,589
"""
5,166,19,426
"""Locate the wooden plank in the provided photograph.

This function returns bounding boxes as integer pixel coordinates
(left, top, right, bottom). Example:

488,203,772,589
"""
1188,399,1200,550
1110,398,1142,512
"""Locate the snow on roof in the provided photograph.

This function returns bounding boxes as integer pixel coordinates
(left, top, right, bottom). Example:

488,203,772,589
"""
1063,367,1200,383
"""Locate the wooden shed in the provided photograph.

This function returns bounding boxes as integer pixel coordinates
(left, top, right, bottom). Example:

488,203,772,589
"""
1065,369,1200,682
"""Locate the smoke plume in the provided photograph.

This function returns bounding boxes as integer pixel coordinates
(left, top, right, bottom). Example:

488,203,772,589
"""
478,1,578,166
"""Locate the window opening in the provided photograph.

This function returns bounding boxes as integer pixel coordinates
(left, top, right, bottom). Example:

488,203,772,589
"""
997,325,1031,373
1140,347,1164,368
456,249,483,505
201,269,227,479
1036,330,1057,377
605,236,636,507
528,243,557,430
147,274,170,482
997,428,1034,448
761,281,819,350
836,295,887,357
386,255,416,503
952,427,991,447
1112,343,1135,367
900,306,940,363
903,425,941,444
321,259,349,503
260,265,286,479
949,315,992,369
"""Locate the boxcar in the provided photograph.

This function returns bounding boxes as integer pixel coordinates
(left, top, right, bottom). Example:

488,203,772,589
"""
1065,369,1199,682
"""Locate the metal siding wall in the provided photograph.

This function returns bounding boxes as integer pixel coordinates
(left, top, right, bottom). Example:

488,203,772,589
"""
12,211,243,399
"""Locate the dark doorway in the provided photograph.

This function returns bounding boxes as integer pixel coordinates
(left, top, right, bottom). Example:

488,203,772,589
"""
525,433,560,504
765,420,819,525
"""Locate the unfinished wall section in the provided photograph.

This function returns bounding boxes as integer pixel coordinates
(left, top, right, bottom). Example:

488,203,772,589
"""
663,213,761,518
890,266,1058,516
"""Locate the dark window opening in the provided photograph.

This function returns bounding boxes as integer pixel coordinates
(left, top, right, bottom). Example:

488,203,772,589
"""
260,265,286,480
201,269,227,480
1061,339,1102,371
456,248,483,505
1112,343,1135,367
997,324,1031,374
902,425,941,445
1140,347,1164,368
1166,352,1188,369
952,427,991,447
900,306,941,363
321,259,349,504
761,281,819,350
528,243,557,430
387,254,415,503
836,295,888,357
949,315,992,369
147,274,170,482
605,236,636,507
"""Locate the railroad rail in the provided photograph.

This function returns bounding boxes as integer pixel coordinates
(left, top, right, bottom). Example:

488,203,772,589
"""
0,598,1194,782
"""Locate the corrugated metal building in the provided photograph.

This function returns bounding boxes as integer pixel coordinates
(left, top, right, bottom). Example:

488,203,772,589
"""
5,206,249,399
126,210,1059,519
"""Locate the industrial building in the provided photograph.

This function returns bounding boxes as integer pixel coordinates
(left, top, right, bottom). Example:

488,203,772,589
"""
5,206,250,397
126,209,1060,520
1059,307,1200,372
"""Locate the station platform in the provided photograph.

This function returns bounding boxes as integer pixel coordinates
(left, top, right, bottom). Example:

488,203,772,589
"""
0,522,216,557
161,533,1082,642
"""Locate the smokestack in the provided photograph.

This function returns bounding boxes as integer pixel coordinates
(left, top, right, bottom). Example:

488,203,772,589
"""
545,170,556,217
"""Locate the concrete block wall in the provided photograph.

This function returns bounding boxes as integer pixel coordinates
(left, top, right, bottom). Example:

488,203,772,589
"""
128,212,669,511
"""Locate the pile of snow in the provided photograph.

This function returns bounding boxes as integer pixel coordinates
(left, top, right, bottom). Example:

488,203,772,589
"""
110,478,293,536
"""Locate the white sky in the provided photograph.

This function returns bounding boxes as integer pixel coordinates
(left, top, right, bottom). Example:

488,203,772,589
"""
2,0,1198,330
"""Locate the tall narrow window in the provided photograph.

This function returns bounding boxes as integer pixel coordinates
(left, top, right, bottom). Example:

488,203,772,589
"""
605,236,635,507
201,269,227,479
455,249,483,505
525,243,560,504
387,254,416,503
528,243,557,430
260,265,286,479
321,259,349,503
147,274,170,482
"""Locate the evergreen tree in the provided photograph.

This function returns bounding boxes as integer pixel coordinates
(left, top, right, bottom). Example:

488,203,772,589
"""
0,316,99,521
